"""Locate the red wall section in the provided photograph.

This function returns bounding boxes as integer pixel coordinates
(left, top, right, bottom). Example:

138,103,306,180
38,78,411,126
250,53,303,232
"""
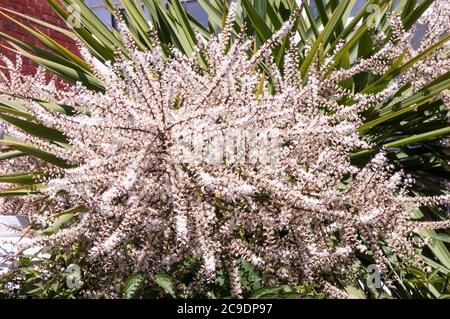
0,0,78,75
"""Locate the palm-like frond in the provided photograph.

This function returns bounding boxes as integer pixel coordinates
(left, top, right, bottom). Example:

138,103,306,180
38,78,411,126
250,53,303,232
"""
0,0,448,298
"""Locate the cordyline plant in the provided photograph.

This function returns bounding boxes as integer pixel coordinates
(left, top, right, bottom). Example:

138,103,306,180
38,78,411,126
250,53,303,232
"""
0,0,449,298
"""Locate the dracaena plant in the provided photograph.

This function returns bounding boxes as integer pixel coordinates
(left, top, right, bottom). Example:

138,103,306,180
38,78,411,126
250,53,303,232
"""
0,0,449,298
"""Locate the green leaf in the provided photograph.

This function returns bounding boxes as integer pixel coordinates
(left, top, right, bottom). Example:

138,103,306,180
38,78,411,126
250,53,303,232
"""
0,99,34,120
0,7,74,38
46,0,116,62
250,285,293,299
300,0,350,77
365,33,450,92
242,0,272,43
352,126,450,160
384,126,450,148
0,172,44,185
403,0,434,30
42,214,74,235
0,11,90,70
0,33,103,91
198,0,223,31
313,0,329,26
359,75,450,132
166,0,198,55
153,273,176,297
118,0,153,49
413,209,450,271
143,0,192,56
58,0,126,52
345,285,366,299
0,183,46,197
0,113,68,144
0,150,23,160
0,136,71,168
124,273,147,299
429,233,450,244
237,259,262,292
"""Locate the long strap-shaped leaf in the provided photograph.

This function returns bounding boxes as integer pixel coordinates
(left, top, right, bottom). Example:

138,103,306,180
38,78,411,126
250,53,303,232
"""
58,0,126,52
0,172,46,185
0,10,90,71
47,0,116,62
166,0,198,56
363,33,450,92
0,33,104,91
300,0,350,78
0,136,71,168
117,0,153,49
0,183,47,197
197,0,223,32
0,7,75,39
143,0,192,55
352,126,450,159
0,113,69,144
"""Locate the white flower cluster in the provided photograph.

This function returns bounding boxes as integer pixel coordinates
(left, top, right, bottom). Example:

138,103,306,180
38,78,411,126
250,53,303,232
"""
0,2,449,297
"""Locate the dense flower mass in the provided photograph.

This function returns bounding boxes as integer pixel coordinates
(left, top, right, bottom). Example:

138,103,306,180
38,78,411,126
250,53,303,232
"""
0,1,449,297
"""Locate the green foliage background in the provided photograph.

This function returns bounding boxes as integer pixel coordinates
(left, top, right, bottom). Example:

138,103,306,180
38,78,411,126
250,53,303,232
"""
0,0,449,298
